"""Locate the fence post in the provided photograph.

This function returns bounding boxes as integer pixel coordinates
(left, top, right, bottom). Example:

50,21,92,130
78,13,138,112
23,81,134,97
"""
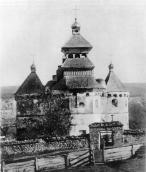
131,145,134,156
1,160,5,172
35,157,38,171
87,134,93,165
64,154,69,169
102,140,105,162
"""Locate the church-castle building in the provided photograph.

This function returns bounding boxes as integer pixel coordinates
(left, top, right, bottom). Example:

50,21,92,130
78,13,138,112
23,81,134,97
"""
15,18,129,137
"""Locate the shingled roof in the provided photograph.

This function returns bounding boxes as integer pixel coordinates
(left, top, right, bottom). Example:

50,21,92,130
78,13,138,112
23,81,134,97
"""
52,78,67,91
15,65,44,96
89,121,123,128
62,57,94,69
62,34,92,49
45,80,56,89
52,76,104,90
66,76,99,89
105,64,127,92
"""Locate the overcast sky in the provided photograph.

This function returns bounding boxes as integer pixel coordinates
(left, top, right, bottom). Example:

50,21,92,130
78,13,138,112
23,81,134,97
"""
0,0,146,86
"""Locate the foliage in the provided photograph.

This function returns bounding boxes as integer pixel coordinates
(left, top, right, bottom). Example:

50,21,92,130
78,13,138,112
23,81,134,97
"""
16,92,72,140
129,101,146,129
43,93,72,137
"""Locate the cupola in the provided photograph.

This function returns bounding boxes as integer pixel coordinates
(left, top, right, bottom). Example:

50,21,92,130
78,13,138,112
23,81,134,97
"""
31,63,36,73
71,18,80,35
108,63,114,72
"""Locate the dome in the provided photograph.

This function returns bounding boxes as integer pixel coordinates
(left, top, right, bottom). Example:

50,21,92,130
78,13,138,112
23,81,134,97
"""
108,63,114,72
31,63,36,73
71,18,80,28
71,18,80,35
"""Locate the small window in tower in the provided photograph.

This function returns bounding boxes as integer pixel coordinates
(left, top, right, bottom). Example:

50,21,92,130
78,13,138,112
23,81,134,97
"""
119,94,122,97
75,54,80,58
86,93,89,96
113,94,117,97
112,99,118,107
68,54,73,58
101,93,104,97
107,94,111,98
79,102,85,107
82,53,87,57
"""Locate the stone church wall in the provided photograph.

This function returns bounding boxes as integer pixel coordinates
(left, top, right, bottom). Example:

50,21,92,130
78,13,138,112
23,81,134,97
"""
69,92,102,114
103,92,129,114
70,113,102,136
100,92,129,129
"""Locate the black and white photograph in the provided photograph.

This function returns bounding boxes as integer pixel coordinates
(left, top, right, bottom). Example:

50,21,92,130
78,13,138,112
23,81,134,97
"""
0,0,146,171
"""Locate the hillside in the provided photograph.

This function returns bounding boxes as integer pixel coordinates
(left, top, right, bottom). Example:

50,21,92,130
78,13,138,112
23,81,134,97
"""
1,83,146,99
1,83,146,100
1,86,18,99
124,83,146,97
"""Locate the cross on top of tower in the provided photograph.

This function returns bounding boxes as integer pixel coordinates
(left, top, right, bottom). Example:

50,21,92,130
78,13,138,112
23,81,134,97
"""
30,55,36,72
73,6,79,19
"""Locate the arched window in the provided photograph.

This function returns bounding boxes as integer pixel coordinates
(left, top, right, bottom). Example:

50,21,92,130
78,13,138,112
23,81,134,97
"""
86,93,89,96
112,99,118,107
79,102,85,107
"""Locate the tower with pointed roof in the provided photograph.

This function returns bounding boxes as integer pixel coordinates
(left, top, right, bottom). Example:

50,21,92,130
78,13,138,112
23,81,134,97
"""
15,64,44,140
102,63,129,129
15,64,44,96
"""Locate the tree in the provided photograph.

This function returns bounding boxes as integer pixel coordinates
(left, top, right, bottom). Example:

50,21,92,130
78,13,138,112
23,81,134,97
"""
1,126,9,137
129,101,146,129
43,93,72,137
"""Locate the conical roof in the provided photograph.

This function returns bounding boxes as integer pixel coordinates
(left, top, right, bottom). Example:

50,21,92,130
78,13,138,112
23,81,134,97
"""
105,64,127,92
15,65,44,95
62,34,92,49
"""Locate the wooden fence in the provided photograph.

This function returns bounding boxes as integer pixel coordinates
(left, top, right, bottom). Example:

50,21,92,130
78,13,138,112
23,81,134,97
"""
104,144,143,162
1,159,35,172
1,149,93,172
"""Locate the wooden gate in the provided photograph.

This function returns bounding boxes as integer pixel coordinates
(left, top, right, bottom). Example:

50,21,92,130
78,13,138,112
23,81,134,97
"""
68,149,93,168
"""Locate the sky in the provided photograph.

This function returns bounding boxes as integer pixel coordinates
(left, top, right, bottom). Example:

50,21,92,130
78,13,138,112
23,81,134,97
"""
0,0,146,86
